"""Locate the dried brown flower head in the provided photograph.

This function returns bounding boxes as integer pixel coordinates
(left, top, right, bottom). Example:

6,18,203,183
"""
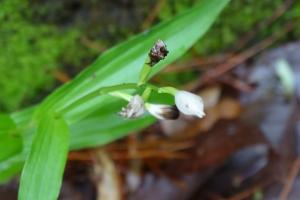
148,40,169,66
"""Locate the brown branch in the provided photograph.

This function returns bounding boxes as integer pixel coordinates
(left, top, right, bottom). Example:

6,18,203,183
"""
197,22,294,89
279,158,300,200
219,75,253,92
163,54,232,73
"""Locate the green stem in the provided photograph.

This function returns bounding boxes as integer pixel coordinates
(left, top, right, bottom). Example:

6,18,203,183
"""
58,83,137,114
158,87,178,95
109,91,132,101
138,57,152,85
146,84,177,96
141,86,152,101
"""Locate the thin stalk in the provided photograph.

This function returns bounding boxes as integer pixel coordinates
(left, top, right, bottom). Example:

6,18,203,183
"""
109,91,132,101
141,86,152,101
138,57,152,85
146,84,177,96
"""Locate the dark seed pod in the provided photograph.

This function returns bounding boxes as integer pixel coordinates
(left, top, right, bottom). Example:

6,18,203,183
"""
148,40,169,67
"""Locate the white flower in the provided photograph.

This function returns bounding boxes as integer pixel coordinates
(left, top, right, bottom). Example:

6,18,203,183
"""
146,104,179,120
175,90,205,118
119,95,145,119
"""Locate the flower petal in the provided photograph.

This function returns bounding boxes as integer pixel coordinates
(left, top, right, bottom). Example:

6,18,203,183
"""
175,90,205,118
119,95,145,119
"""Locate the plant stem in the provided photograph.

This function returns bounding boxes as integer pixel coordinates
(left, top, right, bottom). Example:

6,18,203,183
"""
138,57,152,85
141,86,152,100
146,84,177,96
109,91,132,101
158,86,177,95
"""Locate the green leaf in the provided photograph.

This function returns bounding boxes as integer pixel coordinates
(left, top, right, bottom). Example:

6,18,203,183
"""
0,114,22,162
18,114,69,200
0,113,16,132
70,113,155,150
0,134,22,162
0,155,24,184
10,107,35,128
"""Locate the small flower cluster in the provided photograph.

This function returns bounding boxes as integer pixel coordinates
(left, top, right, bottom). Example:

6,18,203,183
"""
118,40,205,120
119,90,205,120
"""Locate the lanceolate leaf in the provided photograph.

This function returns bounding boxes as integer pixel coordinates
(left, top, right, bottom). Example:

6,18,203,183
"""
0,113,16,131
0,114,22,162
0,155,24,183
18,114,69,200
70,113,155,150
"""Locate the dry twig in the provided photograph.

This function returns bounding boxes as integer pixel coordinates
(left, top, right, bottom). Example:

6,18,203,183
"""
279,158,300,200
196,22,295,89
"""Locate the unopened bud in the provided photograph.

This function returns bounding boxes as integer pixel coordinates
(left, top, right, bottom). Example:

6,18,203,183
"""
175,90,205,118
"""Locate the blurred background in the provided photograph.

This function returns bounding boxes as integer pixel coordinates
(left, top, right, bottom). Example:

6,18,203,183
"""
1,0,300,199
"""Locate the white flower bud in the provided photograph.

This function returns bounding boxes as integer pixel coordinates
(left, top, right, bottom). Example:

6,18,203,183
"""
174,90,205,118
119,95,145,119
146,104,179,120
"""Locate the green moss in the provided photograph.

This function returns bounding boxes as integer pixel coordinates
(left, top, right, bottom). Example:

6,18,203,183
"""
0,0,83,111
